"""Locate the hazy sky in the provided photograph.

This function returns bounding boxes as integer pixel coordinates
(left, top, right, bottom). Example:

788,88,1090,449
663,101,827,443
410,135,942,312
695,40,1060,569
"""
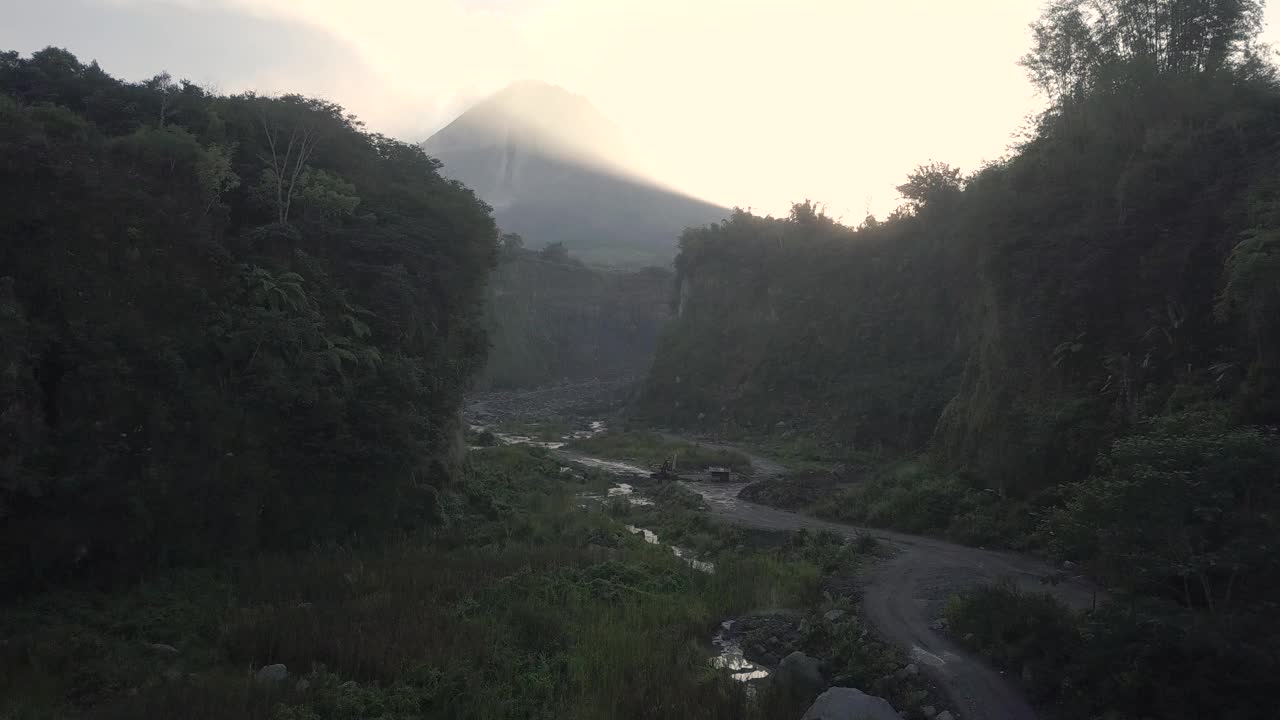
5,0,1280,218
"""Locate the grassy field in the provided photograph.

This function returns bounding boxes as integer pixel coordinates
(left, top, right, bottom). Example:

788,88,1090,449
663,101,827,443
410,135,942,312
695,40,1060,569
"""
0,446,823,720
568,431,754,474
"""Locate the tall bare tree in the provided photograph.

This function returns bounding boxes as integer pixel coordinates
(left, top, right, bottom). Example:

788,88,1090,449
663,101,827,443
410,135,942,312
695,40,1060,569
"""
257,100,321,224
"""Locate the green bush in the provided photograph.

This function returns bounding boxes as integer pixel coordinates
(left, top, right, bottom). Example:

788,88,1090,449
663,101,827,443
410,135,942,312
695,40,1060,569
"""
1042,409,1280,608
2,447,824,720
947,582,1279,719
809,460,1031,547
944,583,1081,699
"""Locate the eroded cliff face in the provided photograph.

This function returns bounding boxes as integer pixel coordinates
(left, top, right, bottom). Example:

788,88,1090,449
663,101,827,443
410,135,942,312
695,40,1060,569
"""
639,208,976,450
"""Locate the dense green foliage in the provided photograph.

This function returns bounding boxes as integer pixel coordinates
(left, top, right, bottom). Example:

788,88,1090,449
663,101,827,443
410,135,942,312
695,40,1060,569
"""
642,0,1280,542
0,446,840,720
480,237,671,388
0,49,498,590
639,200,973,451
1042,408,1280,612
640,1,1280,714
946,582,1276,719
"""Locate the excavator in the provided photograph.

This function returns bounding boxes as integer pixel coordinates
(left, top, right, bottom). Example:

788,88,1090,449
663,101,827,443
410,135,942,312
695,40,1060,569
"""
651,451,680,480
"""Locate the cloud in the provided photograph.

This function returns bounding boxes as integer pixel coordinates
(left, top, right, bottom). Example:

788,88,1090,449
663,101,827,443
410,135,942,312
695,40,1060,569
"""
12,0,1280,216
125,0,1043,215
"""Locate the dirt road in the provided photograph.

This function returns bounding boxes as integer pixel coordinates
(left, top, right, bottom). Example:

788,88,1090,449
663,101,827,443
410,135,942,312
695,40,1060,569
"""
684,479,1099,720
467,388,1097,719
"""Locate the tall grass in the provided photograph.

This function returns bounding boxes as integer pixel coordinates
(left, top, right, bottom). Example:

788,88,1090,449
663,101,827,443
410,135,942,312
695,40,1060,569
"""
2,447,820,720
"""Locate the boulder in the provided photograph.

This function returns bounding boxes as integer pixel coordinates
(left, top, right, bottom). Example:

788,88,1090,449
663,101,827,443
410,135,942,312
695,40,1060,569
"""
800,687,900,720
921,705,937,719
823,609,846,623
929,618,949,632
777,651,825,696
936,712,956,720
255,664,288,684
905,663,920,677
146,642,179,656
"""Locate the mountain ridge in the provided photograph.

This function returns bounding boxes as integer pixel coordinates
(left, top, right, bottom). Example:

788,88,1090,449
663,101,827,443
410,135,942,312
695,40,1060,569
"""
421,80,727,266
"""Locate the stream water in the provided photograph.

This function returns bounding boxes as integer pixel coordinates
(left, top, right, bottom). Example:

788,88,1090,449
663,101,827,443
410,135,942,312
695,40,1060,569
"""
468,416,757,683
710,620,771,682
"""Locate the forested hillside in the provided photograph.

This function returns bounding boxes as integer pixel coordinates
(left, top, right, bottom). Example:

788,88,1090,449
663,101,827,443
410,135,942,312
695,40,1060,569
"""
641,2,1280,714
644,0,1280,496
0,49,498,590
480,238,671,389
639,197,976,452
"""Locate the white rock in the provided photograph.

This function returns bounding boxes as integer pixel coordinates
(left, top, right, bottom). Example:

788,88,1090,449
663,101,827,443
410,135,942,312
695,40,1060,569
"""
936,712,956,720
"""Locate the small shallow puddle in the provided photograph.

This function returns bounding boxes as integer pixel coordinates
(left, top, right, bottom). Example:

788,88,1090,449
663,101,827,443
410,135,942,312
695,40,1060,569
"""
625,525,715,573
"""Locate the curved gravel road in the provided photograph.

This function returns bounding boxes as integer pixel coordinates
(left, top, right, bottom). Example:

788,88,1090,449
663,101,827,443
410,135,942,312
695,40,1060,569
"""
672,442,1100,720
469,399,1099,720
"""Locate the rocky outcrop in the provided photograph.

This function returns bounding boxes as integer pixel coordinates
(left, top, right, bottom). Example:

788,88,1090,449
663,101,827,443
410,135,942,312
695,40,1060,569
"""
254,664,288,684
776,651,825,697
800,687,900,720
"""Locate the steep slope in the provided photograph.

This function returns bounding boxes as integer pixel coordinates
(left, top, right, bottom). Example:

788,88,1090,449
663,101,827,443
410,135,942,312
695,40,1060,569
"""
638,202,977,452
423,81,726,266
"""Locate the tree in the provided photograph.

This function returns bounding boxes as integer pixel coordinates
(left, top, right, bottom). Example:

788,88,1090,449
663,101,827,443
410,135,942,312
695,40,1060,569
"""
1022,0,1266,100
1044,411,1280,612
895,162,962,212
297,168,360,220
499,232,526,261
196,142,240,216
254,96,322,224
539,241,570,264
143,72,179,127
0,49,499,589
